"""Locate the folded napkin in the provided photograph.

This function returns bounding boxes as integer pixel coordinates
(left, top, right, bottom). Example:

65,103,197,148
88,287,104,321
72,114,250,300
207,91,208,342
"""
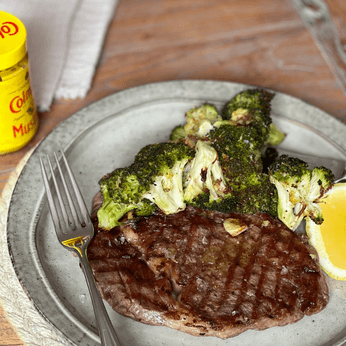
0,0,119,111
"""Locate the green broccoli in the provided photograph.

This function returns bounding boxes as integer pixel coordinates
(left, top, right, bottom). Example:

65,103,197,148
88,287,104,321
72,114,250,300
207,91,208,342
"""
170,103,221,143
305,165,335,224
171,90,285,149
221,88,274,123
170,125,186,142
138,144,194,215
97,142,195,230
268,155,334,230
267,123,286,146
206,124,263,190
183,140,229,204
235,173,278,217
182,134,276,217
98,89,293,231
186,118,279,216
180,139,242,213
221,89,285,147
187,192,239,214
185,103,220,136
97,167,154,230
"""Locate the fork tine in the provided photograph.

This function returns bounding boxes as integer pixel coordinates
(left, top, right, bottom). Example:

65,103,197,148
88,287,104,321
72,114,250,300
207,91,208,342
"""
61,151,90,223
40,157,64,232
53,152,80,228
46,155,71,231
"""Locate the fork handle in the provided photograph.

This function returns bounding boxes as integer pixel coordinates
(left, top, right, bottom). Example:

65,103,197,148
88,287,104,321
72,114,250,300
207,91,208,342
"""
78,249,122,346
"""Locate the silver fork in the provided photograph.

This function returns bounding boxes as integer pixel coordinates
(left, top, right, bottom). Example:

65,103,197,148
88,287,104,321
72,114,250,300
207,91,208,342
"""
40,151,121,346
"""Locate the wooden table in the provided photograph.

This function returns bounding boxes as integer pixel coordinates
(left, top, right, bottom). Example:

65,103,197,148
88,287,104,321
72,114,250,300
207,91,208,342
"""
0,0,345,344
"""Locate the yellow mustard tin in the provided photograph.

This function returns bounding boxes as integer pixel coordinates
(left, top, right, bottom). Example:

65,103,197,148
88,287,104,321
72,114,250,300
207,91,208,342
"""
0,11,38,155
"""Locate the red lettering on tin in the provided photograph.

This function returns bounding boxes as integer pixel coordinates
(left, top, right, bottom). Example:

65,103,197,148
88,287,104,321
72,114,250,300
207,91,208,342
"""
13,124,24,138
13,119,36,138
0,21,19,38
9,87,32,113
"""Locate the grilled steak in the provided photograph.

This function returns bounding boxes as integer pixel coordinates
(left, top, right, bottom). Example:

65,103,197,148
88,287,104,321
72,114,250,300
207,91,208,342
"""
88,195,329,339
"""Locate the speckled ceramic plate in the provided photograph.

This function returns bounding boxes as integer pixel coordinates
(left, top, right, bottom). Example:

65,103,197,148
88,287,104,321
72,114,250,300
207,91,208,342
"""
7,81,346,346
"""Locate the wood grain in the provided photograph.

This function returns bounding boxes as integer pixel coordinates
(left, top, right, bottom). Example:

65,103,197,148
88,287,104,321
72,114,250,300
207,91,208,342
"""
0,0,345,344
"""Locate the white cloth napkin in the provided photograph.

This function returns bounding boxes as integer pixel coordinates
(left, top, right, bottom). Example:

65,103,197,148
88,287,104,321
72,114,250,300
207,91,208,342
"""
0,0,119,111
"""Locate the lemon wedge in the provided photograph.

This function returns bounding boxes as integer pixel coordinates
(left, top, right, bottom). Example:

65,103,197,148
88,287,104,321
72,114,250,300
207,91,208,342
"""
306,183,346,280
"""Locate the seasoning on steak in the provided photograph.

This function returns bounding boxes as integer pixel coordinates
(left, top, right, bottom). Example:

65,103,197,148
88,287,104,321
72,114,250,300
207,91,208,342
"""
88,196,329,339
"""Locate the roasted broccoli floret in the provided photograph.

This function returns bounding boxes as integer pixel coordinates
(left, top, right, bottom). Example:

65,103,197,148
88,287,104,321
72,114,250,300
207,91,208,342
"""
206,124,263,190
268,155,334,230
182,131,277,216
236,173,278,217
267,123,286,146
183,140,229,204
221,88,274,123
97,167,153,230
137,143,195,215
171,90,284,149
221,89,285,147
185,103,220,135
170,103,221,143
189,116,279,216
181,140,243,213
170,125,186,142
98,89,291,230
97,142,195,230
187,191,239,214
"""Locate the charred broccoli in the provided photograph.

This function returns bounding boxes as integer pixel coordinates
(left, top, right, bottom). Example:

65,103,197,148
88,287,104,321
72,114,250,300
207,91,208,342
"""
97,142,195,230
235,173,278,217
135,142,195,215
97,167,155,230
182,127,277,217
174,89,283,216
221,88,274,122
268,155,334,230
171,89,285,149
99,89,315,232
221,89,285,146
183,140,229,205
170,103,221,142
206,123,263,190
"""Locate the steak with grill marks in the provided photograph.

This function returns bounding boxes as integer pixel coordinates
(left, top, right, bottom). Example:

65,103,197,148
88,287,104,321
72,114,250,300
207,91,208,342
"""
88,197,329,339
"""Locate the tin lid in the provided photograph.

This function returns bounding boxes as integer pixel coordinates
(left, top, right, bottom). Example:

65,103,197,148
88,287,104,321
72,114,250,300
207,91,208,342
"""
0,12,27,70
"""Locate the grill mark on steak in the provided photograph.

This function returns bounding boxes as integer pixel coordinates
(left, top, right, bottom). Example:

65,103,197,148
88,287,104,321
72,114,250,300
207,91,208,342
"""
88,204,329,339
